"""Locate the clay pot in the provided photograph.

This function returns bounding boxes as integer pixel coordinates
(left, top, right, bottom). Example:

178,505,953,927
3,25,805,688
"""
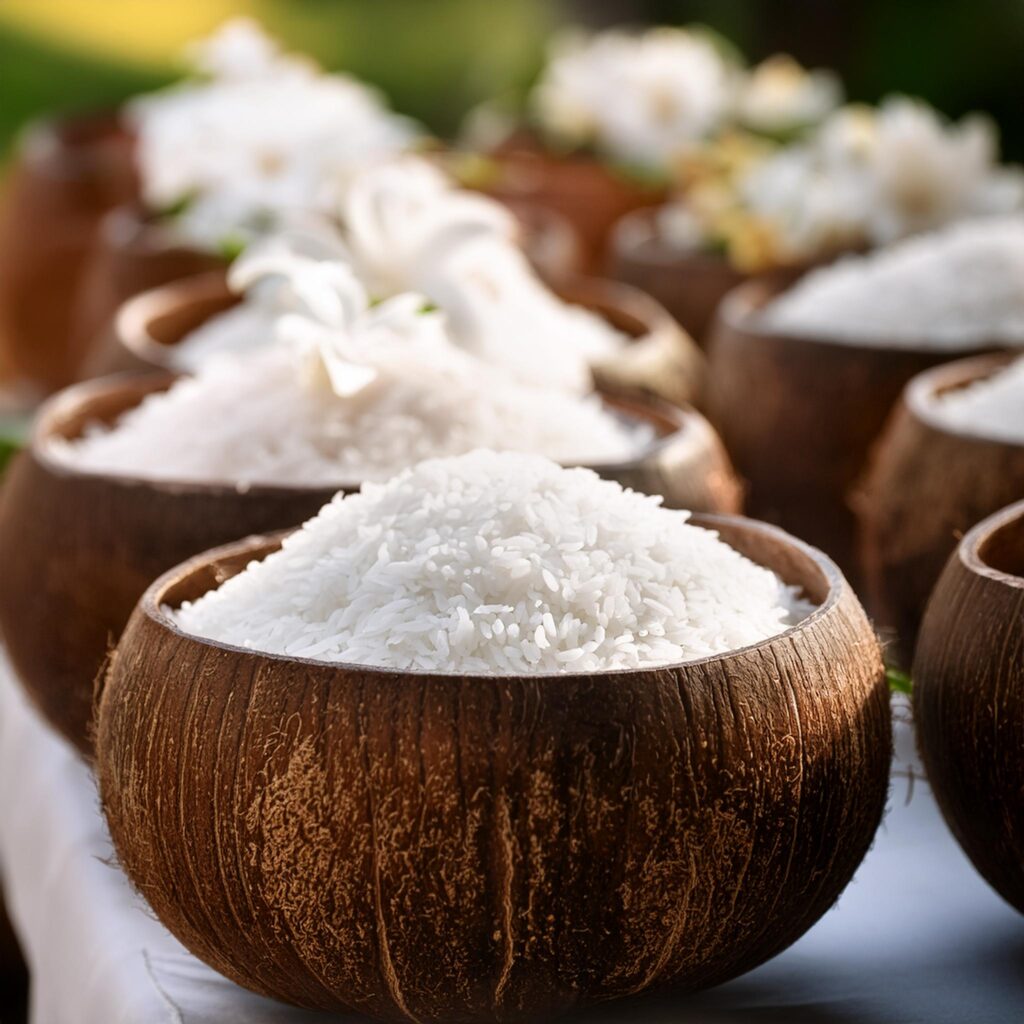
859,353,1024,661
0,111,137,391
113,268,706,410
96,515,889,1021
914,499,1024,914
707,278,991,581
0,364,737,754
484,136,666,273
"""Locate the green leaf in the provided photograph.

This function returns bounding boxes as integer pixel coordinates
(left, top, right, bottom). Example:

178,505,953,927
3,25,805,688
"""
886,667,913,695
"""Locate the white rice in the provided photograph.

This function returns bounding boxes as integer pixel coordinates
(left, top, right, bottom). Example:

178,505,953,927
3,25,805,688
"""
759,218,1024,347
173,451,813,672
931,357,1024,443
53,345,648,488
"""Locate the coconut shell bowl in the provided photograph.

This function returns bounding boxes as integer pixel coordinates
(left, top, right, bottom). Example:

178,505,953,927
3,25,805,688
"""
0,111,137,392
914,499,1024,915
113,267,706,411
96,514,890,1021
858,353,1024,662
707,277,994,583
480,135,667,274
0,356,738,756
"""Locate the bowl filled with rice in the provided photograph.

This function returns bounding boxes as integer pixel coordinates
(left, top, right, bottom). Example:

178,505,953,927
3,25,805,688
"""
859,351,1024,659
96,449,890,1022
708,216,1024,580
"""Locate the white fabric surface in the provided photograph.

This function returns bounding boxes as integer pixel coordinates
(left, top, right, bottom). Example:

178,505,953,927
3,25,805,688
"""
0,651,1020,1023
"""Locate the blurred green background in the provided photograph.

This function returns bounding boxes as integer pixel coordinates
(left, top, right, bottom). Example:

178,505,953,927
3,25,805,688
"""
1,0,1022,156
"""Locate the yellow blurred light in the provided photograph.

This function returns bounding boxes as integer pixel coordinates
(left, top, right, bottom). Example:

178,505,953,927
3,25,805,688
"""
0,0,253,66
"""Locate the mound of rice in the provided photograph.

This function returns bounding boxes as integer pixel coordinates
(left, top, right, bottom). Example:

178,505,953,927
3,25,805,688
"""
174,451,813,672
932,357,1024,443
55,339,648,488
759,218,1024,347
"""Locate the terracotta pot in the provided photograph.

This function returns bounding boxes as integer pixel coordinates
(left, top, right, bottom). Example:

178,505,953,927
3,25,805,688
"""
97,515,889,1021
0,112,137,391
0,359,737,754
484,137,666,274
914,499,1024,914
113,268,706,410
72,205,226,377
707,278,993,582
859,353,1024,661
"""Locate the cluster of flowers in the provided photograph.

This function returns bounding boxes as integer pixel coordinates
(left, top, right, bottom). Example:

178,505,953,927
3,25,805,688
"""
525,26,1024,270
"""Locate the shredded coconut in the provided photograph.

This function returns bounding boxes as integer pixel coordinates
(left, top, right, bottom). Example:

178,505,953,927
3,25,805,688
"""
931,357,1024,443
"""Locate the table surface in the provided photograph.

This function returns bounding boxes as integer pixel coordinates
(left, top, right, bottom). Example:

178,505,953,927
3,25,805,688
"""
0,652,1021,1024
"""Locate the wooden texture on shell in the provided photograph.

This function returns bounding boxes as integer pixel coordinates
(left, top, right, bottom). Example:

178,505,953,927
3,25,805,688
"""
707,278,995,582
913,501,1024,915
0,367,738,755
859,354,1024,661
484,136,667,273
97,515,890,1022
0,112,137,390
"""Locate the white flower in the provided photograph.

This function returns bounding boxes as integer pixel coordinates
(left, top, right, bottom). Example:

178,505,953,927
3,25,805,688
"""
532,27,737,170
735,54,842,136
233,244,449,399
861,97,1024,243
128,20,419,252
183,17,298,80
331,157,517,297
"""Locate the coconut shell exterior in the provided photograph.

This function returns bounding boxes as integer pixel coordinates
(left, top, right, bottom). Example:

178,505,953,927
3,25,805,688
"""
0,370,738,755
72,206,226,377
607,209,819,348
0,112,137,391
97,515,889,1022
483,136,666,274
707,278,993,583
913,500,1024,915
859,354,1024,662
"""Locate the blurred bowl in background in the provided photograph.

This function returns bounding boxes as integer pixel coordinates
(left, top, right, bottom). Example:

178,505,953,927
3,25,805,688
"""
858,353,1024,662
706,277,997,583
481,133,666,274
111,267,707,410
0,111,137,391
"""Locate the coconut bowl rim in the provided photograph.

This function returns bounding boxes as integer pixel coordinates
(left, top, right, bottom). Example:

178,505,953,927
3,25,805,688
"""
116,268,678,367
903,350,1024,446
717,275,1015,359
30,365,710,498
956,499,1024,589
132,510,842,683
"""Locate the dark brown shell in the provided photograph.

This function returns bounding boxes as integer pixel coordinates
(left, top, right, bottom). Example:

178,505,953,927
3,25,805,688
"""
97,514,890,1022
913,499,1024,915
72,205,226,376
859,353,1024,661
483,136,666,273
707,277,998,582
112,269,706,412
0,372,738,755
606,208,748,346
0,112,137,391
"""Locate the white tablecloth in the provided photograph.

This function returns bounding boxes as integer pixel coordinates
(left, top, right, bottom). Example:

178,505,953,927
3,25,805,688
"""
1,652,1021,1024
